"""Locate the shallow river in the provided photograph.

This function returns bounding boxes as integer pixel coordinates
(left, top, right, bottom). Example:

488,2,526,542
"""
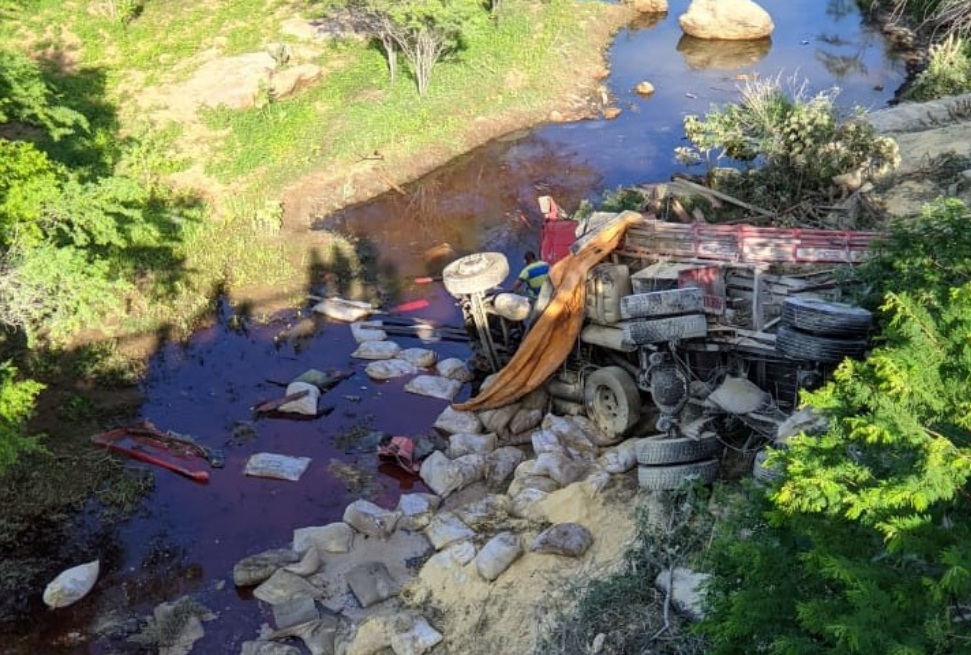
9,2,903,653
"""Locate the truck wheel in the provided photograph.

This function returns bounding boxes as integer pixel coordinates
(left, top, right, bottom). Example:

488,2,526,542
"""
780,297,872,337
752,449,781,484
636,432,720,466
442,252,510,297
637,459,719,491
584,366,641,439
775,325,868,364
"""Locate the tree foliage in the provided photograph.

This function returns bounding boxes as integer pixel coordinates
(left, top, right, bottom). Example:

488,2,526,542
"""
0,361,44,471
352,0,485,96
698,199,971,654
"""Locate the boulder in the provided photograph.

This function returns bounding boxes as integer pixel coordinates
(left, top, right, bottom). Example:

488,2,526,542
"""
424,512,476,550
269,63,322,99
447,432,497,458
293,522,356,554
635,81,656,96
655,567,711,620
634,0,668,12
475,532,523,581
531,523,594,557
678,0,774,41
233,549,301,587
419,451,486,498
346,562,400,608
396,493,442,531
343,500,400,538
433,406,482,434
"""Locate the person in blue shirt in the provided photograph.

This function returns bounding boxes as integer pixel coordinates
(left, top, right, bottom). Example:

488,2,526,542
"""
511,251,550,300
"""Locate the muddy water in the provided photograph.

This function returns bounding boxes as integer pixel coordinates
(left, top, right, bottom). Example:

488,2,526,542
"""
11,2,903,654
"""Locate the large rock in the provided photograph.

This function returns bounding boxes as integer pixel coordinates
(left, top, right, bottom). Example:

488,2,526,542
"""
634,0,667,12
678,0,774,40
233,549,301,587
270,64,323,99
475,532,523,582
419,451,486,498
343,500,400,539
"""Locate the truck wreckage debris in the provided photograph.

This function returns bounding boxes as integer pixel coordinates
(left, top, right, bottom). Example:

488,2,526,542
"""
445,208,874,489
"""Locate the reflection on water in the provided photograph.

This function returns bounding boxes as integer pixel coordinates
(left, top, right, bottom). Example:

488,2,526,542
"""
677,35,773,70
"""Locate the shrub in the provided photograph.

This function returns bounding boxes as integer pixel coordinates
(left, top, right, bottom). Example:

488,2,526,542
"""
906,35,971,100
0,361,44,472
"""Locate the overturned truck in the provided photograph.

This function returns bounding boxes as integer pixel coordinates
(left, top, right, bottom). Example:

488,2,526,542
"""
443,210,875,488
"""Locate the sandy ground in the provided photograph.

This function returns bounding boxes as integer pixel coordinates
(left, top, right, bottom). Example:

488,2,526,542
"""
404,478,641,655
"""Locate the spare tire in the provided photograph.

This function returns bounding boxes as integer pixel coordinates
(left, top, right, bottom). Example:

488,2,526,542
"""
584,366,642,439
442,252,510,297
636,432,720,466
637,459,719,491
780,297,872,337
776,325,868,364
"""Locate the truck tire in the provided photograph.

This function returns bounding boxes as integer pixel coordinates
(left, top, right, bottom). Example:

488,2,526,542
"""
636,432,720,466
752,448,781,484
776,325,867,364
637,459,719,491
442,252,509,297
780,297,872,337
584,366,641,439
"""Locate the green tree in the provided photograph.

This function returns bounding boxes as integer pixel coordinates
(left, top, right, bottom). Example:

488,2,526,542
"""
353,0,485,96
0,361,44,471
698,199,971,654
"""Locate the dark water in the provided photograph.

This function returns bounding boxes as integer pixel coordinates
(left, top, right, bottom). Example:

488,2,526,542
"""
9,2,904,653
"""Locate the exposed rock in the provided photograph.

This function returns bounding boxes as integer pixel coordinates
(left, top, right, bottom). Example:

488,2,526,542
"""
634,0,668,12
679,0,774,40
549,110,565,122
484,447,526,489
234,549,301,587
398,348,438,368
178,52,277,111
602,107,622,120
531,523,593,557
343,500,400,539
405,375,463,400
272,595,319,630
447,432,497,458
419,451,486,497
278,381,321,415
270,64,322,99
475,532,523,581
254,570,321,605
424,512,476,550
390,616,444,655
365,359,417,380
436,358,474,382
396,493,442,531
655,567,711,620
293,523,356,554
351,340,401,360
433,406,482,434
346,562,400,608
635,81,656,96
